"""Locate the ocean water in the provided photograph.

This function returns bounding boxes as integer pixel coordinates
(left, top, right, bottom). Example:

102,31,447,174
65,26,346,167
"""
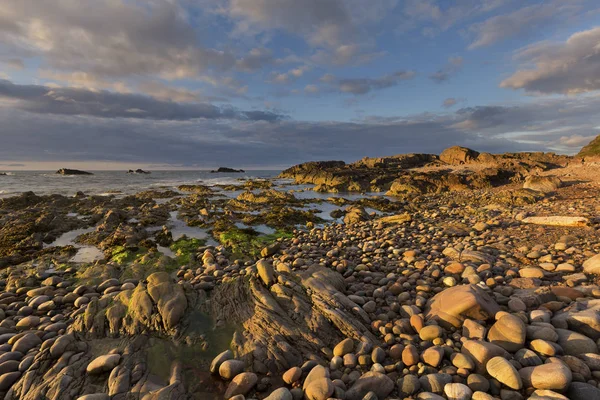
0,170,280,197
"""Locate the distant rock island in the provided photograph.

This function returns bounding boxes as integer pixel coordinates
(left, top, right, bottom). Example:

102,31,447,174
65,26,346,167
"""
127,169,151,174
56,168,93,176
211,167,245,173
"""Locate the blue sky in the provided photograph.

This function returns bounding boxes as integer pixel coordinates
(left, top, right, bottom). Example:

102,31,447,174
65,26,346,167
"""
1,0,600,168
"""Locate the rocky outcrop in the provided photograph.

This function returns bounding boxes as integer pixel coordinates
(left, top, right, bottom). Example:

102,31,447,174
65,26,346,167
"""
56,169,93,175
577,134,600,159
127,169,151,174
208,265,378,372
279,147,570,194
72,272,187,337
210,167,245,173
439,146,480,165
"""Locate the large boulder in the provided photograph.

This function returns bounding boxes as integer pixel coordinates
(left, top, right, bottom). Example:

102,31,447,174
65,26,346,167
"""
425,285,501,328
523,175,562,192
440,146,480,165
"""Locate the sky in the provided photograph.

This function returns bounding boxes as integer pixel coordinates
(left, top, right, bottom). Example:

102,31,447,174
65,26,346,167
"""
1,0,600,169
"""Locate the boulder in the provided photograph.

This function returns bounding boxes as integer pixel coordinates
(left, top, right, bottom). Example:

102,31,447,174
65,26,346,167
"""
519,361,572,391
486,356,522,390
223,372,258,398
440,146,480,165
345,372,394,400
523,175,562,192
426,285,500,328
556,329,597,355
487,313,526,352
462,340,509,374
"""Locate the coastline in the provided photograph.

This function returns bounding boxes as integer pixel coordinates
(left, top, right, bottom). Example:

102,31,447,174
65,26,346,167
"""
0,148,599,399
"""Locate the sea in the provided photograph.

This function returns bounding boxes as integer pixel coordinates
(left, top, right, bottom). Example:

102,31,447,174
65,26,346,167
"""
0,170,281,198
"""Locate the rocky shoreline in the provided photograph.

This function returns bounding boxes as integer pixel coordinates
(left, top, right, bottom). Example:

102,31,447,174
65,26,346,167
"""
0,144,599,399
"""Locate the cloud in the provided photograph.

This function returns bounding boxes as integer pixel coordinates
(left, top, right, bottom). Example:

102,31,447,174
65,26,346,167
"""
222,0,395,65
225,0,349,45
268,66,311,84
0,0,236,81
467,1,593,49
1,92,598,167
236,48,274,72
0,79,285,122
430,56,463,83
443,98,464,108
501,27,600,94
558,134,597,147
304,84,320,94
323,70,416,95
2,58,24,70
398,0,510,36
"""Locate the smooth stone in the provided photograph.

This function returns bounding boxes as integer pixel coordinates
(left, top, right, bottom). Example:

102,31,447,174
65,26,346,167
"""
556,329,597,356
224,372,258,399
333,338,354,357
86,354,121,375
529,390,568,399
487,314,526,352
210,350,233,374
519,361,572,391
444,383,473,400
419,325,443,341
418,373,452,394
566,382,600,400
345,372,394,400
12,333,41,354
398,374,421,396
283,367,302,384
462,340,508,374
219,359,245,380
486,356,522,390
264,387,293,400
0,371,21,391
304,377,334,400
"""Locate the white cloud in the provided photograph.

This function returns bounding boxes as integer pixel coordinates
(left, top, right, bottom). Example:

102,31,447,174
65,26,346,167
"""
468,1,594,49
0,0,236,81
501,26,600,94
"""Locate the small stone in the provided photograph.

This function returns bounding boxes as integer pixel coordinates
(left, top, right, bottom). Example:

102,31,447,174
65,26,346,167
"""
86,354,121,375
486,356,522,390
210,350,233,374
422,346,444,368
283,367,302,384
487,313,526,352
257,259,275,286
419,325,443,341
219,359,246,380
224,372,258,398
398,374,420,396
402,344,419,366
333,338,354,357
345,372,394,400
444,383,473,400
